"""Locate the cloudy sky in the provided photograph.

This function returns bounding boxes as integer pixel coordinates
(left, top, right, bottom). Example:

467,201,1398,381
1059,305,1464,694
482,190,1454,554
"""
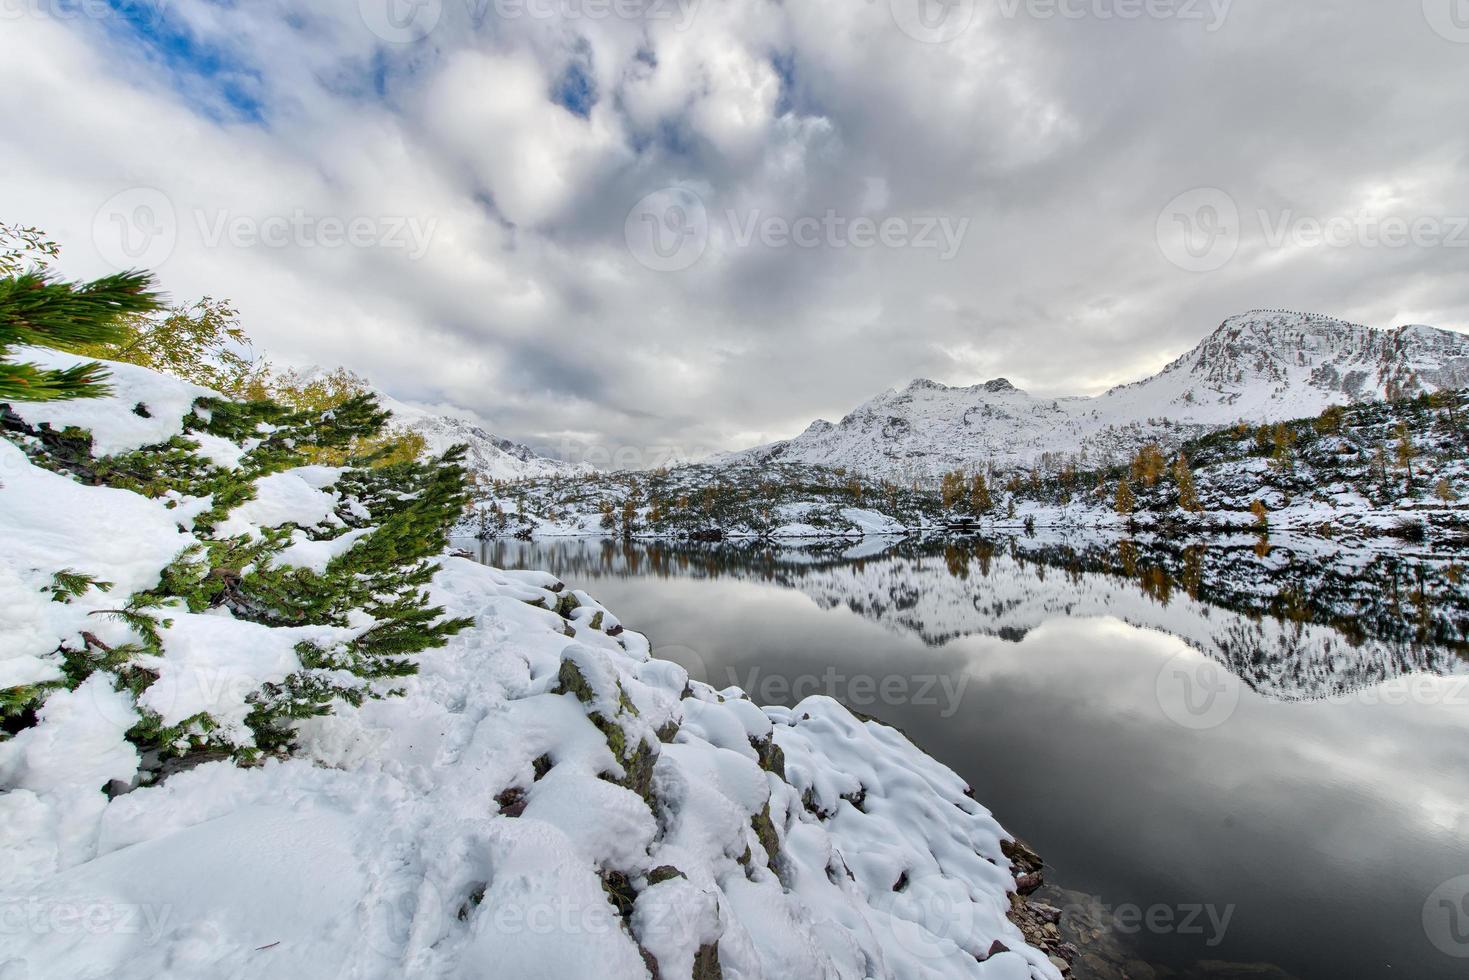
2,0,1467,463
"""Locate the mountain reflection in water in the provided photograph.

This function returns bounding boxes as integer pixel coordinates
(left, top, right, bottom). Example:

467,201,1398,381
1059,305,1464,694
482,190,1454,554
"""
457,531,1469,980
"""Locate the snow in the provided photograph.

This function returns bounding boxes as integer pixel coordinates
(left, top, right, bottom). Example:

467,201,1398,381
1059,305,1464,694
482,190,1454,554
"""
841,508,908,535
273,526,375,573
2,558,1060,978
215,469,343,538
1,363,1058,980
141,615,357,744
0,439,194,695
7,349,218,456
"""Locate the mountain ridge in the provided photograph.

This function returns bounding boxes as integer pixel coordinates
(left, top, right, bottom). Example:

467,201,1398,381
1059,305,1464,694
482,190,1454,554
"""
372,391,591,483
722,310,1469,480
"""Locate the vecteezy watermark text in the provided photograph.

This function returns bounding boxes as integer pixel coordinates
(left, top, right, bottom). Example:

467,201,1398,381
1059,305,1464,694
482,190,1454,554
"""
665,647,972,719
625,188,970,272
1157,187,1469,272
996,0,1232,31
1061,895,1236,947
0,0,168,22
93,188,438,269
1,898,173,944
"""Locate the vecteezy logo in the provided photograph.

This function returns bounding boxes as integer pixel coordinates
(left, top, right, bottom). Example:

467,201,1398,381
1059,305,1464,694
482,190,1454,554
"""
889,0,977,43
1425,876,1469,958
1156,187,1240,273
1156,651,1241,730
364,872,444,958
359,0,442,43
1423,0,1469,42
93,187,178,271
624,187,709,273
653,644,716,692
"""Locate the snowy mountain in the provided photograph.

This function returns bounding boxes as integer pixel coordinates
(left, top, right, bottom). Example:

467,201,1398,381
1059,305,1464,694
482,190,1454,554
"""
377,392,591,482
726,311,1469,481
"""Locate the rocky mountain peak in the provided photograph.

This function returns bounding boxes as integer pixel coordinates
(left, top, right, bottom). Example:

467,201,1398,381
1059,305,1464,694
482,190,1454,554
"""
723,310,1469,481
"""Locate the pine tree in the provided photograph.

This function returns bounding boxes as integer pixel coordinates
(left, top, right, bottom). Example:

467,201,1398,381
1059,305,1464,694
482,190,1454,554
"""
1172,455,1201,513
1313,404,1346,435
1435,479,1458,504
6,370,474,759
1395,422,1416,489
940,469,966,510
0,269,161,401
1114,479,1135,518
968,472,993,515
620,495,639,537
1269,424,1296,472
1130,444,1167,487
1373,441,1391,495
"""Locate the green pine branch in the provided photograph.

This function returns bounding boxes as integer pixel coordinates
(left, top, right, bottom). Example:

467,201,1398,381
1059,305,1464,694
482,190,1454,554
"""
0,269,162,402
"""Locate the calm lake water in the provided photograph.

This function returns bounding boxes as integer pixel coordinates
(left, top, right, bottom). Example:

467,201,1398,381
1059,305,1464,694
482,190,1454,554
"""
456,533,1469,980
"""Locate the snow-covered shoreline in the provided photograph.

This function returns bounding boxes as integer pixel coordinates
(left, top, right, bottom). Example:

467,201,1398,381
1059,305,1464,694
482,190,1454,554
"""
1,557,1073,979
1,354,1072,979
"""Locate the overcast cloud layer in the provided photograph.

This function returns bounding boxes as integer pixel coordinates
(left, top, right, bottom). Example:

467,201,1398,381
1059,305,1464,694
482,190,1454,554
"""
2,0,1467,464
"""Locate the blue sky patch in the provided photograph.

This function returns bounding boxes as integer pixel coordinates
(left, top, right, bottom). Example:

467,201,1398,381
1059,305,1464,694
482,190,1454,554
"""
552,58,597,119
95,0,267,124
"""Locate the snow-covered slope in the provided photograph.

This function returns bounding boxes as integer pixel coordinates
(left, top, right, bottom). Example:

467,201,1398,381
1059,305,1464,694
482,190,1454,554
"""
378,392,592,482
0,354,1064,980
728,311,1469,480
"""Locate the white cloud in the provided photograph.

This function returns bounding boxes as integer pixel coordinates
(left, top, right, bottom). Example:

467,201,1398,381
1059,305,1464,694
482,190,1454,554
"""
0,2,1464,461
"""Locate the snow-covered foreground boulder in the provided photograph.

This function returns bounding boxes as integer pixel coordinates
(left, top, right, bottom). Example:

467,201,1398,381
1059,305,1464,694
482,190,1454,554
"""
0,355,1060,980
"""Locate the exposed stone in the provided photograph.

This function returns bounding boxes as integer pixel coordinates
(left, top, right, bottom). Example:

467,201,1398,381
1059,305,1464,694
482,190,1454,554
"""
749,733,786,779
751,802,780,866
647,866,686,886
691,942,722,980
456,883,486,922
494,786,528,817
600,870,636,921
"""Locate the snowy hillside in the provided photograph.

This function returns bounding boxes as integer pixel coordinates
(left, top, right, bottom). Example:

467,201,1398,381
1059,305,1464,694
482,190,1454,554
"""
466,386,1469,544
0,353,1066,980
377,392,592,483
994,387,1469,548
468,463,944,540
727,311,1469,481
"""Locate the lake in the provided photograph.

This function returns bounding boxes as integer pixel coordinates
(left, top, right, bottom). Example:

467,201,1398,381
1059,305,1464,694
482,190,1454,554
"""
455,531,1469,980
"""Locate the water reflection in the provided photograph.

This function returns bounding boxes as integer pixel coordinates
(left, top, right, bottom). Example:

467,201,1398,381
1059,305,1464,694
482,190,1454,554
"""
466,531,1469,702
457,532,1469,980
